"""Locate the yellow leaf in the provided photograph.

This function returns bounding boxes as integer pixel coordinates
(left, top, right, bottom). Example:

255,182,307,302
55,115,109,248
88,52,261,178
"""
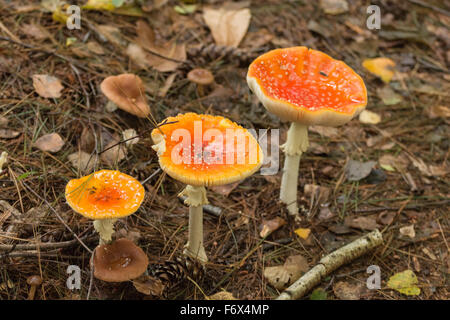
82,0,116,11
294,227,311,240
52,8,68,24
387,270,421,296
362,57,396,83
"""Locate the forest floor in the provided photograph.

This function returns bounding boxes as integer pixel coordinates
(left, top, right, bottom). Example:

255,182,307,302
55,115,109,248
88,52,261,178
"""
0,0,449,300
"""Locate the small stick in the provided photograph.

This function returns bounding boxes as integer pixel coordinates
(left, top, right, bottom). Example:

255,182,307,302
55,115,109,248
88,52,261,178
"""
178,195,222,217
0,235,92,251
276,229,383,300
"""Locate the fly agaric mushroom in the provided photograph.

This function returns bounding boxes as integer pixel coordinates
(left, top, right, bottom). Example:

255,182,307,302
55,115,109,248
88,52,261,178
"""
247,47,367,216
187,68,215,96
93,238,149,282
151,113,263,263
65,170,145,244
100,74,150,118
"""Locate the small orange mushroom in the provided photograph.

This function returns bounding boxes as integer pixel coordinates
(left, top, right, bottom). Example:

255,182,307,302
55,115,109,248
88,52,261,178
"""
247,47,367,216
151,113,263,262
100,74,150,118
65,170,145,244
93,238,149,282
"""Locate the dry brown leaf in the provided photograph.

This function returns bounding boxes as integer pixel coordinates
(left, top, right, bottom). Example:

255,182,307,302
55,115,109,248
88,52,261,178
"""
333,281,364,300
34,133,64,153
399,224,416,239
210,180,241,197
345,216,380,231
133,20,186,72
264,254,309,290
259,216,286,238
0,129,20,139
132,275,165,296
320,0,349,15
0,116,8,127
379,154,409,172
203,5,251,47
359,110,381,124
122,128,139,147
68,151,97,174
426,105,450,119
22,23,48,40
309,125,339,138
208,291,237,300
96,24,126,46
410,156,448,177
100,137,127,166
32,74,63,98
86,41,106,55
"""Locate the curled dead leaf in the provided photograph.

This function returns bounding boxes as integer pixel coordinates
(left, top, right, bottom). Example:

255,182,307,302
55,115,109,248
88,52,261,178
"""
259,216,286,238
264,255,309,290
32,74,63,98
34,133,65,153
203,5,251,48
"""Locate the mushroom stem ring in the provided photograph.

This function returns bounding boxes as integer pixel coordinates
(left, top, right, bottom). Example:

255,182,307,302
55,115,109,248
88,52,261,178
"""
93,218,117,245
179,185,209,264
280,122,309,216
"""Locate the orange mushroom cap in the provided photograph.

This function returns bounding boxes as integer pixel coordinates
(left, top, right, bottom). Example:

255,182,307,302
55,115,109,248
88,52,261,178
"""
100,74,150,118
247,47,367,126
151,113,263,187
65,170,145,220
93,238,149,282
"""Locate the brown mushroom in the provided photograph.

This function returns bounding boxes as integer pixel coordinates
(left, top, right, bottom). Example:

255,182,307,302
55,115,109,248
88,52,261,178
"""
26,275,43,300
187,68,214,96
93,238,149,282
100,74,150,118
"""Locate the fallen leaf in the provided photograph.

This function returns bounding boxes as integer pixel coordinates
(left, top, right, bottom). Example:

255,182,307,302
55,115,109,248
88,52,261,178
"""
86,41,106,55
133,20,186,72
426,105,450,119
345,216,380,231
304,184,330,205
97,25,127,46
294,228,311,240
32,74,63,98
100,135,127,166
132,275,165,296
345,160,376,181
410,156,448,177
399,224,415,239
259,216,286,238
421,247,436,260
0,116,7,127
208,291,237,300
379,154,409,172
0,129,20,139
318,207,335,220
68,151,97,174
122,128,139,147
309,125,339,138
34,133,64,153
203,4,251,47
387,270,421,296
362,57,396,83
210,181,241,197
22,23,48,40
264,254,309,290
359,110,381,124
377,86,403,105
320,0,349,15
377,211,396,225
333,281,363,300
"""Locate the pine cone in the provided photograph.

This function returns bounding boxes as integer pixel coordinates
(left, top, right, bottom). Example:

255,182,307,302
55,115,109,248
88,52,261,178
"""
149,255,204,285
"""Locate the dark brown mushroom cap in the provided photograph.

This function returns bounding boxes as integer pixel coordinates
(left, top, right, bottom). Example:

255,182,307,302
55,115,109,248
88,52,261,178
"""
100,74,150,118
26,275,43,286
187,68,214,86
93,238,149,282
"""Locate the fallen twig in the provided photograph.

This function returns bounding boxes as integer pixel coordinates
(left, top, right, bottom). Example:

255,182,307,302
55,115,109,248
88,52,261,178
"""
178,195,223,217
276,229,383,300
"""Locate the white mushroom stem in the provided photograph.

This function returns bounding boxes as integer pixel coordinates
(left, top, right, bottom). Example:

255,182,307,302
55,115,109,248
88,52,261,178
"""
280,122,309,216
179,185,208,264
93,218,117,245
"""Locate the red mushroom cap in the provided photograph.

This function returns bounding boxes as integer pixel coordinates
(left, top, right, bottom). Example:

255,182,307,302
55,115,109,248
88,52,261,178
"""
247,47,367,126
